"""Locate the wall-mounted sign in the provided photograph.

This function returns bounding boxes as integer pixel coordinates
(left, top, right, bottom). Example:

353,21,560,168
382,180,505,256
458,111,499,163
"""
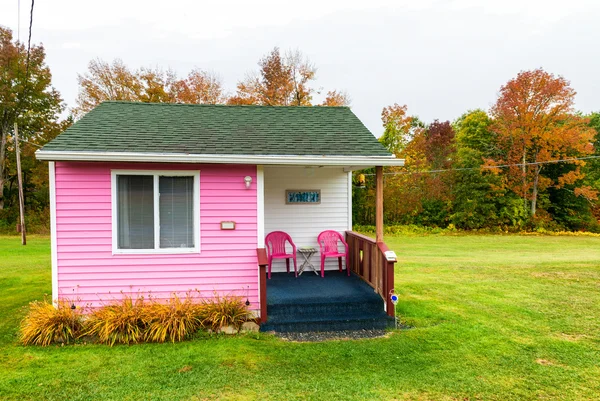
220,221,236,230
285,190,321,204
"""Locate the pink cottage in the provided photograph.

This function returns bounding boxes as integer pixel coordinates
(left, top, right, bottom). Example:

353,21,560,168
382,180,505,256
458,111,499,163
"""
36,102,405,332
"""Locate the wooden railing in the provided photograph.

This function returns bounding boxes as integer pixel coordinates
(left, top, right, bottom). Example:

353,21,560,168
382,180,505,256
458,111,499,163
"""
345,231,397,317
256,248,269,323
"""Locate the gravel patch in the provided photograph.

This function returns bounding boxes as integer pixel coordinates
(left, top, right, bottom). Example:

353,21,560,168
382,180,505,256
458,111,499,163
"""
273,329,389,342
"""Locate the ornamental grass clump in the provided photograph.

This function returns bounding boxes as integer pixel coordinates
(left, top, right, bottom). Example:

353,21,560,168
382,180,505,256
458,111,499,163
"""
20,299,83,346
202,294,251,332
144,294,206,343
83,296,147,346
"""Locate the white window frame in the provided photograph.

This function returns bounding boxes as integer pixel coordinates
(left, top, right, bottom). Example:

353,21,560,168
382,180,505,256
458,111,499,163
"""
111,169,200,255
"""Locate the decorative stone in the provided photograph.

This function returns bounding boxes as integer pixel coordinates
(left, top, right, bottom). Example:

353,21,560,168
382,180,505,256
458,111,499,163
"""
219,325,238,335
241,321,260,333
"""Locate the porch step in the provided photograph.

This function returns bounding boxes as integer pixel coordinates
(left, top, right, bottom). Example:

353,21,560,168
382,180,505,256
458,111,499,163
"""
266,298,384,321
260,271,394,333
260,312,393,333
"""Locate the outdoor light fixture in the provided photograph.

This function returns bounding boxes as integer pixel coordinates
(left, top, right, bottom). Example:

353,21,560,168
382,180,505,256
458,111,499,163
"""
357,173,366,188
244,176,252,188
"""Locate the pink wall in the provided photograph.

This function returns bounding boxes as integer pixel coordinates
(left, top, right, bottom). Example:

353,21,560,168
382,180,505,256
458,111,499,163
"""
54,162,259,309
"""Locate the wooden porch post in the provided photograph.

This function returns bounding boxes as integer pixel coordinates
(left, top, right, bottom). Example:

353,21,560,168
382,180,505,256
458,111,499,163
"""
376,166,383,243
257,248,268,323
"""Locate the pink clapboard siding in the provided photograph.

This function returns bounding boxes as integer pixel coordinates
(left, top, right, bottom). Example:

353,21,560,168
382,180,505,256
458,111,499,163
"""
54,162,259,308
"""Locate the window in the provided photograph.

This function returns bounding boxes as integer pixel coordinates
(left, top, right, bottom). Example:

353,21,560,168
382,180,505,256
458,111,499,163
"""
111,170,200,254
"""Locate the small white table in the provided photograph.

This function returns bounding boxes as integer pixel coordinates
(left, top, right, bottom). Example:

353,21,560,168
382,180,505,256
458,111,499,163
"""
298,246,318,275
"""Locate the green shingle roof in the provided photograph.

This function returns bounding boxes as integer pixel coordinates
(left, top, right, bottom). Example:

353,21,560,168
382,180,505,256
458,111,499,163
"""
41,101,392,157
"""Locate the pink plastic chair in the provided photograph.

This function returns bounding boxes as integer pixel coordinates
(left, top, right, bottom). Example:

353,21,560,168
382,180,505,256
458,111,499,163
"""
265,231,298,279
317,230,350,277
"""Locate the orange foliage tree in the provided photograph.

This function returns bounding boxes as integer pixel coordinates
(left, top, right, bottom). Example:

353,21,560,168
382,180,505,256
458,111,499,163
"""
489,69,596,217
228,47,349,107
379,104,422,156
321,90,351,107
74,59,225,116
172,69,225,104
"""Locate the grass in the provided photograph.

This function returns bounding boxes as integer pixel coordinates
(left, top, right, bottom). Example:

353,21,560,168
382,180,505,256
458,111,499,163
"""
1,234,599,400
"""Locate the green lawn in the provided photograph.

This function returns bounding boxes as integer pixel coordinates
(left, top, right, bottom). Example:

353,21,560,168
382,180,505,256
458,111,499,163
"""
1,234,599,400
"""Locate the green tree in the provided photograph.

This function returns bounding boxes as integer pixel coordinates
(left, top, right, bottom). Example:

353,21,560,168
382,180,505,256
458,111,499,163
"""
451,110,527,229
0,27,63,212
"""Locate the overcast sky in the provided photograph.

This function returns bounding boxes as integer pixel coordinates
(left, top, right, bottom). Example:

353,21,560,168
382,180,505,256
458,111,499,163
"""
1,0,599,136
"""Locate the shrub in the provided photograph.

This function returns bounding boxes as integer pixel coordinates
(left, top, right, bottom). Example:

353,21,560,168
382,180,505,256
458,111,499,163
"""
20,299,83,346
144,294,206,343
83,296,147,346
21,293,253,347
202,294,250,332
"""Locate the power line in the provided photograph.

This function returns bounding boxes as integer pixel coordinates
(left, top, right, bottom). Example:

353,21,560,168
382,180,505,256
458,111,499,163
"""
17,0,20,42
24,0,34,90
19,139,42,148
362,155,600,176
15,0,34,116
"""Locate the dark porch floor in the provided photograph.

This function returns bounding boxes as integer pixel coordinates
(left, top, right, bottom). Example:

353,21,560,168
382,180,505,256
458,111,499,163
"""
266,270,382,305
261,271,393,332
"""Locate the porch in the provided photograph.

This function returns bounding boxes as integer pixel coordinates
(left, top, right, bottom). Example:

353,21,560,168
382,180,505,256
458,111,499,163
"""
258,230,397,332
259,271,393,333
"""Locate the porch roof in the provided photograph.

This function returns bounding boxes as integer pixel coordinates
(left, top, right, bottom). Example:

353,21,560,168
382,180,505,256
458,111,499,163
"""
36,102,405,167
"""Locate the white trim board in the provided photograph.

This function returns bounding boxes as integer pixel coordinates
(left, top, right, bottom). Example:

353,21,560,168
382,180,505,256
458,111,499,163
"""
347,171,353,231
110,169,201,255
49,162,58,304
36,150,405,167
257,165,265,248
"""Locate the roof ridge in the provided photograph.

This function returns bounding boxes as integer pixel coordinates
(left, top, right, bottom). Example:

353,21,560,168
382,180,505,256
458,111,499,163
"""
101,101,350,109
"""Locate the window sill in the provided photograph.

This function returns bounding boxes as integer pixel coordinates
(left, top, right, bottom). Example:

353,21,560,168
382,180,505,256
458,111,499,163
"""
112,247,200,255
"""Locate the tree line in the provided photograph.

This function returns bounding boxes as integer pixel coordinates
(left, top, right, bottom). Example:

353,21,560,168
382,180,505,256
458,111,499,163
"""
73,47,350,117
0,25,598,233
354,69,600,232
0,26,348,232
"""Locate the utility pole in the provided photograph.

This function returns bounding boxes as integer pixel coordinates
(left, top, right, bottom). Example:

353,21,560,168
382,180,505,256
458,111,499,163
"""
14,122,26,245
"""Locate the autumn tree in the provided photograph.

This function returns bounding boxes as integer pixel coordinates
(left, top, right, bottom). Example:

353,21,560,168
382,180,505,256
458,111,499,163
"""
286,49,316,105
321,90,350,107
137,67,177,103
74,59,225,116
0,27,63,211
172,69,225,104
425,120,454,169
229,47,347,107
230,47,305,106
379,104,423,156
74,59,142,115
489,69,596,217
550,111,600,229
374,104,455,226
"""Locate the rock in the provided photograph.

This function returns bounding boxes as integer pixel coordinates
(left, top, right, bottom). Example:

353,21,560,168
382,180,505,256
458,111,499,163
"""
241,321,260,333
219,325,238,335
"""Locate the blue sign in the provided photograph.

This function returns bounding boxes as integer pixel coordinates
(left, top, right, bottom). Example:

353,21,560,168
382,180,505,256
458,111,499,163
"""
286,190,321,204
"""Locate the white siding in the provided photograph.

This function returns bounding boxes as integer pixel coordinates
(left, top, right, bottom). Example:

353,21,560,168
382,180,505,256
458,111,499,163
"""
264,166,350,273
